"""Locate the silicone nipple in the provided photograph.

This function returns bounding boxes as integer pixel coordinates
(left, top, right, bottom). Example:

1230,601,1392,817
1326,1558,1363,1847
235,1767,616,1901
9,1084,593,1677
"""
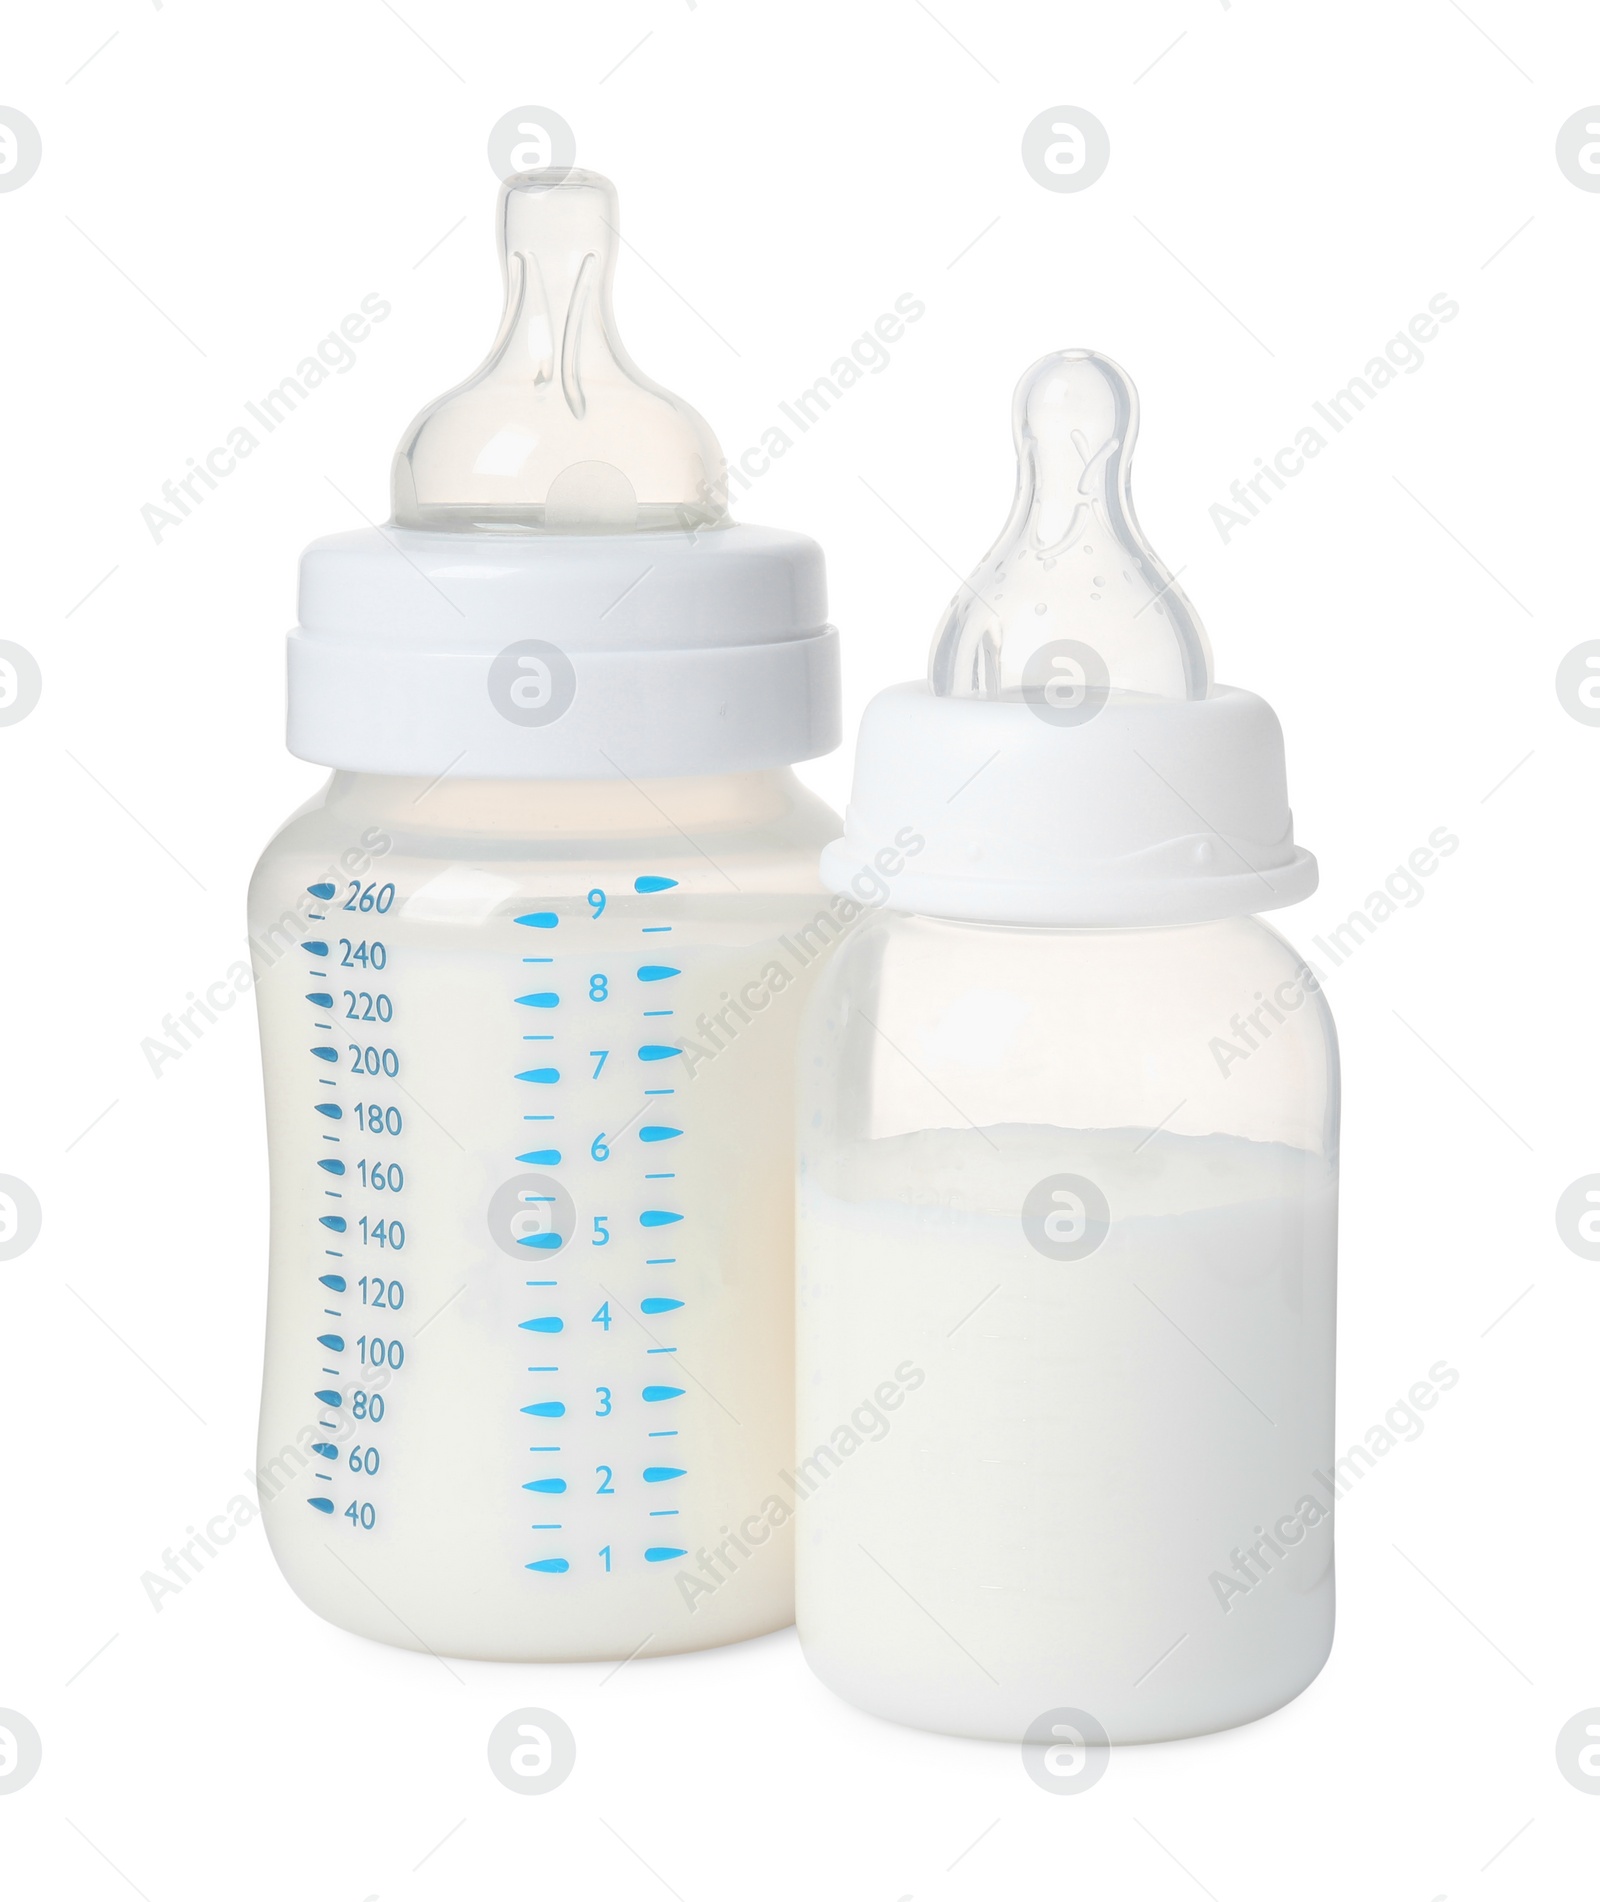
392,169,728,532
929,351,1211,701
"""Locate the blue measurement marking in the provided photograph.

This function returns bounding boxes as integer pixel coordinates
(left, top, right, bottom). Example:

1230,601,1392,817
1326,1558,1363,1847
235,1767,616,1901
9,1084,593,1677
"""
319,1216,347,1232
311,1442,339,1461
648,1430,678,1438
644,1173,674,1180
307,883,336,900
315,1389,342,1407
318,1159,345,1175
644,1089,674,1097
322,1308,339,1318
642,926,672,933
310,1045,338,1062
643,1010,672,1018
509,913,593,1568
301,940,328,957
647,1347,677,1355
645,1546,687,1562
645,1258,676,1266
639,1044,681,1062
319,1274,346,1291
637,965,680,981
640,1126,682,1142
644,1466,687,1484
306,992,333,1008
634,876,678,893
641,1297,684,1315
317,1334,344,1351
641,1210,682,1227
315,1103,342,1119
308,1498,335,1514
643,1385,684,1402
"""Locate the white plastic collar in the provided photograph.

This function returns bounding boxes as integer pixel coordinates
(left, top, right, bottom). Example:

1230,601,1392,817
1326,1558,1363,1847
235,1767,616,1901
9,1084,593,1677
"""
821,682,1316,928
287,523,840,780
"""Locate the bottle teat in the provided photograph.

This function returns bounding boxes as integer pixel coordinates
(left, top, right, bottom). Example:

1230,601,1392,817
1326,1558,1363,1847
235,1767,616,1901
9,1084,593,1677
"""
392,169,729,533
929,351,1211,701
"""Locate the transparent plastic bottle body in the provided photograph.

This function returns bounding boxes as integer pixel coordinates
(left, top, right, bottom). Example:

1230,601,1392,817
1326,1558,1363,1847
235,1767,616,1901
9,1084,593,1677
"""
796,909,1338,1742
251,767,837,1660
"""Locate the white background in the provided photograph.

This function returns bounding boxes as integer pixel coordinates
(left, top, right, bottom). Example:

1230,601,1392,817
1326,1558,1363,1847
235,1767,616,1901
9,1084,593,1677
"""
1,1,1596,1896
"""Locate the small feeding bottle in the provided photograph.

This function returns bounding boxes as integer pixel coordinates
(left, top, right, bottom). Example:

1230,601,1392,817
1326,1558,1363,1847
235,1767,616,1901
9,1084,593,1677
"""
796,352,1337,1742
250,171,840,1661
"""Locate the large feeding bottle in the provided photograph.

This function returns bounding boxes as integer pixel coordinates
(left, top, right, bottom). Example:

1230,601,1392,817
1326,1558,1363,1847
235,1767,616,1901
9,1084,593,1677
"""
796,352,1337,1742
251,170,840,1661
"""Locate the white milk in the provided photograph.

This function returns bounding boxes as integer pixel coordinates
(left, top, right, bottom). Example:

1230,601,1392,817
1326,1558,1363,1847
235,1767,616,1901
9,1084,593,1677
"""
254,843,834,1661
796,1125,1336,1742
